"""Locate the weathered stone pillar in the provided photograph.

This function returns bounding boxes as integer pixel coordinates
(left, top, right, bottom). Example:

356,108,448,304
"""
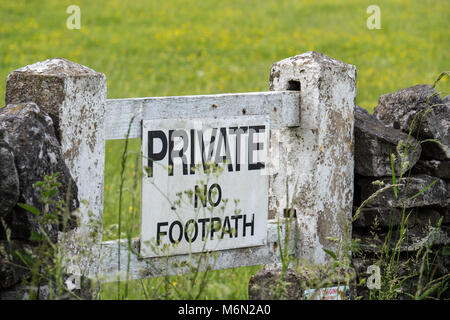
269,51,356,264
5,58,106,287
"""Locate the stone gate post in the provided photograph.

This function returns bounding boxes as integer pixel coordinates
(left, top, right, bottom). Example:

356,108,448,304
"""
6,58,106,287
269,51,356,264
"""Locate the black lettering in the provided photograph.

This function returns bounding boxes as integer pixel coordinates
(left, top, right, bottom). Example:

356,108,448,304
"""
195,185,208,208
221,216,233,238
208,183,222,207
248,125,265,171
156,221,168,245
230,215,243,238
168,220,183,243
200,128,217,173
168,129,189,176
215,127,233,172
184,219,198,243
210,217,221,240
190,129,196,174
198,218,209,240
229,126,248,171
243,214,255,237
147,131,167,177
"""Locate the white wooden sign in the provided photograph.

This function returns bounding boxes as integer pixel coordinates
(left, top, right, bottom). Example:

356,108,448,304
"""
141,116,269,258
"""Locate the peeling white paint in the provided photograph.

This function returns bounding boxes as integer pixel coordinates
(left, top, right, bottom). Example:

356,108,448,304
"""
269,51,356,265
6,58,107,279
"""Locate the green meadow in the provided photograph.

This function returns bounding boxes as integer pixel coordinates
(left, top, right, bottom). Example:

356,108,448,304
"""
1,0,448,299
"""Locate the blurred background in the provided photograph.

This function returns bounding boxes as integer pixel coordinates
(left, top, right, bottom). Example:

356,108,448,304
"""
1,0,448,109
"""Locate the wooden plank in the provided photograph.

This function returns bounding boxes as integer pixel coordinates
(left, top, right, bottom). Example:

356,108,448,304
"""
104,91,300,140
96,219,297,282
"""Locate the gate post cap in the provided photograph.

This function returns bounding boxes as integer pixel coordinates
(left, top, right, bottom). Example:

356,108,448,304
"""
8,57,104,78
270,51,356,91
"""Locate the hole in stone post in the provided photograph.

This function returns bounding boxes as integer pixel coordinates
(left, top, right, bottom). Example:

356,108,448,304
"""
273,241,278,253
287,80,300,91
283,208,297,218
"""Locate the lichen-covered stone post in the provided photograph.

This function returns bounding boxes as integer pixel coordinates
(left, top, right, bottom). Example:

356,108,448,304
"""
269,51,356,265
5,58,106,283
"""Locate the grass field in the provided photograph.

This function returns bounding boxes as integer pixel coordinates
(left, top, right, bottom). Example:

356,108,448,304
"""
1,0,448,299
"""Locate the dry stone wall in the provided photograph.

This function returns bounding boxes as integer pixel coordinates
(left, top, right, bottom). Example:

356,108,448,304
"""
0,102,79,299
352,84,449,299
249,84,449,300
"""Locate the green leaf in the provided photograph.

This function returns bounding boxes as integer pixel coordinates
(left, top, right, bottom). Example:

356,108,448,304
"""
44,213,58,221
323,248,337,260
17,203,40,216
29,231,43,242
13,249,36,267
407,178,440,201
441,247,450,256
390,154,398,199
431,71,449,89
46,188,59,198
33,181,44,188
